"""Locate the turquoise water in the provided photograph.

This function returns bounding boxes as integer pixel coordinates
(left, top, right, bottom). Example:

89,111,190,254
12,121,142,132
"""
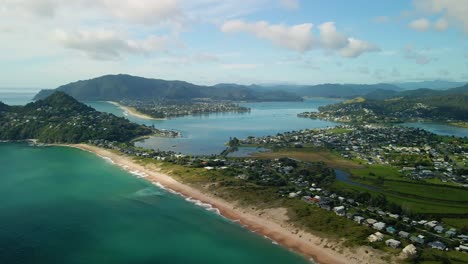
87,99,341,155
0,143,311,264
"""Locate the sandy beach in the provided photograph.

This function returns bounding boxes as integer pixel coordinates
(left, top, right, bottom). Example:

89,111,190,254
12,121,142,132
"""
106,101,165,120
65,144,393,264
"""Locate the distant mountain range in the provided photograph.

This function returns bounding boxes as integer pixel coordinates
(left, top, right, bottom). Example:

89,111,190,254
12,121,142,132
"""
34,74,302,102
32,74,467,102
391,80,467,90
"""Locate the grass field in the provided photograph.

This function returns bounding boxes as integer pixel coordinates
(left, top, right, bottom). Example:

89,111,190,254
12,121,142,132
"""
254,147,362,169
254,148,468,218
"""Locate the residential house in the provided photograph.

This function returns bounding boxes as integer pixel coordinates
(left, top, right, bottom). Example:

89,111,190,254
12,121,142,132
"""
333,206,346,216
373,222,386,231
410,235,425,245
434,225,445,234
386,226,397,234
428,241,446,251
354,216,365,224
398,231,410,239
368,232,384,243
402,244,417,256
385,239,401,249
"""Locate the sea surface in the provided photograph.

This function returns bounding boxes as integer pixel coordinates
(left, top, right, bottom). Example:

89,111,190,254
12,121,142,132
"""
0,143,311,264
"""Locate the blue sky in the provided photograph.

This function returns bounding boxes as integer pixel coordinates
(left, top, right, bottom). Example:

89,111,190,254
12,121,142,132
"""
0,0,467,89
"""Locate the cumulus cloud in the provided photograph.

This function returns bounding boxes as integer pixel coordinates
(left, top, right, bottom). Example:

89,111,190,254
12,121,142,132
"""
403,45,431,65
408,17,450,32
339,38,380,58
408,18,431,31
318,22,348,49
413,0,468,33
221,20,379,58
279,0,299,10
55,29,168,60
221,20,315,52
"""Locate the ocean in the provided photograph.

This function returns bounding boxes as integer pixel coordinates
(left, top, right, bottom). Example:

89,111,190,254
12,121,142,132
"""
0,143,311,264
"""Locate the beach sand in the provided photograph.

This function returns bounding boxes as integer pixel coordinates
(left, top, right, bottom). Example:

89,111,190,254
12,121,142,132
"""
66,144,393,264
106,101,165,120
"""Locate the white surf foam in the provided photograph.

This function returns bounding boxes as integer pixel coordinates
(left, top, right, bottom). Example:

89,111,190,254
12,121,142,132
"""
185,197,221,215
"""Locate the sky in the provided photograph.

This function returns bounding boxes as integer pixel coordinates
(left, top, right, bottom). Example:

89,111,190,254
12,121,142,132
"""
1,0,467,89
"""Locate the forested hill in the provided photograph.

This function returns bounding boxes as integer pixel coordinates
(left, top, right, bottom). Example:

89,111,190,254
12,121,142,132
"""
304,84,468,123
34,74,302,102
0,92,153,143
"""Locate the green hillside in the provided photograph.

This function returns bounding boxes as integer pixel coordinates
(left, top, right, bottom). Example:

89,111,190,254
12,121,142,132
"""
0,92,153,143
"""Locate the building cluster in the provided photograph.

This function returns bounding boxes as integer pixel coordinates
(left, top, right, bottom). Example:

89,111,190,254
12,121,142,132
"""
297,101,436,124
298,181,468,255
240,125,468,185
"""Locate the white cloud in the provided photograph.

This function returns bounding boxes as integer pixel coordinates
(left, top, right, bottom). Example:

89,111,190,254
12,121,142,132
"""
55,29,168,60
408,18,431,31
279,0,299,10
339,38,380,58
221,20,315,52
221,20,379,58
434,18,449,31
413,0,468,33
318,22,348,49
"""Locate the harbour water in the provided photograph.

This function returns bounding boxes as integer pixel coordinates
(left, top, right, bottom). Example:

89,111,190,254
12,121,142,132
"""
88,99,341,155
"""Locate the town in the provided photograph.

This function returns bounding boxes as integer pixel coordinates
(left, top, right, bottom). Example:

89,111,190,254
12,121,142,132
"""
239,125,468,185
120,99,251,119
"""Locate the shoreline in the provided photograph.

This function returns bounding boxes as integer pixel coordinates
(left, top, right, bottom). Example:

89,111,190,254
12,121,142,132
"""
106,101,165,120
61,143,390,264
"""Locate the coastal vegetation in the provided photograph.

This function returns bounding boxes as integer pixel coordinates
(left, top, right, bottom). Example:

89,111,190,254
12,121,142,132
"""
0,92,156,143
